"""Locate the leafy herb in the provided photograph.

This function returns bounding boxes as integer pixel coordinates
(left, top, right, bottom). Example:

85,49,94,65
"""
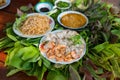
57,1,69,8
19,4,34,13
0,37,13,50
14,14,27,28
87,42,120,79
111,30,120,39
20,6,30,12
69,35,82,45
5,41,47,80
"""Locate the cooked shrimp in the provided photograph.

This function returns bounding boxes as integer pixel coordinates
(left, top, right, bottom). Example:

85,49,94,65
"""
71,51,78,59
46,41,55,49
48,55,55,59
40,30,85,63
56,57,64,62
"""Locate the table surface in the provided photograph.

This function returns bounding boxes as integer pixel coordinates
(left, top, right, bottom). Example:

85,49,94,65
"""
0,0,120,80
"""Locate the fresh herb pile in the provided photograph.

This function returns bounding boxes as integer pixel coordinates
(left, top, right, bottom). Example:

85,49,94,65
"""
57,1,69,8
0,0,120,80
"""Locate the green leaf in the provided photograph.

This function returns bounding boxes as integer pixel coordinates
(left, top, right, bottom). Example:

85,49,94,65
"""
20,6,30,12
37,66,47,80
95,68,104,74
20,46,39,62
110,59,120,78
47,70,67,80
42,57,51,69
38,59,42,67
69,35,82,45
113,18,120,23
86,65,102,80
110,46,120,56
111,30,120,39
93,42,109,53
69,65,81,80
8,54,24,69
0,37,13,49
71,61,81,70
6,27,18,41
102,49,115,58
7,69,21,77
14,14,27,29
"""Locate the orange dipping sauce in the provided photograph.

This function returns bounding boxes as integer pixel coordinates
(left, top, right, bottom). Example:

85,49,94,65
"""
61,13,87,28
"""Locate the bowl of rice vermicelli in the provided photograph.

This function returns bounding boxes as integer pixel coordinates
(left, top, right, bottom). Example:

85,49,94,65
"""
13,13,55,38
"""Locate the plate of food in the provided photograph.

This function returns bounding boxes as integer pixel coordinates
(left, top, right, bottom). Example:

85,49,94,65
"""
0,0,10,9
39,30,86,64
13,13,55,38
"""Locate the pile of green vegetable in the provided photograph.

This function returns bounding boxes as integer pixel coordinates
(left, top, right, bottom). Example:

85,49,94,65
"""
88,42,120,79
57,1,69,8
0,0,120,80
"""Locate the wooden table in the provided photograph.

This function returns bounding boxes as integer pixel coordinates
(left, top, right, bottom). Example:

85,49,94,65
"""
0,0,120,80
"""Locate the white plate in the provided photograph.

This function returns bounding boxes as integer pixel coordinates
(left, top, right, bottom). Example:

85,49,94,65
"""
13,13,55,38
39,30,86,64
0,0,11,9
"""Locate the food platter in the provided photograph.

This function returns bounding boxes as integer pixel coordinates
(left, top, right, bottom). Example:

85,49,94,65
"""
39,30,86,64
13,13,55,38
1,0,120,80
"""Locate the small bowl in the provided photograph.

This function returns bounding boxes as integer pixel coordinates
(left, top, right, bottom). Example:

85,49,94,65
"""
57,11,88,30
54,0,71,10
13,13,55,38
35,2,53,14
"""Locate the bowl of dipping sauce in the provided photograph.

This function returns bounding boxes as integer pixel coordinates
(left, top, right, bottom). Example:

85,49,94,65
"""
35,2,53,14
57,11,88,30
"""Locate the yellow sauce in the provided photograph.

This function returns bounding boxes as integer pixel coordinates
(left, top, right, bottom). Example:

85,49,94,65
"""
61,13,86,28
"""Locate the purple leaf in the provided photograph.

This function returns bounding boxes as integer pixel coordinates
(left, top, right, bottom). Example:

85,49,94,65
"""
17,8,24,16
80,67,93,80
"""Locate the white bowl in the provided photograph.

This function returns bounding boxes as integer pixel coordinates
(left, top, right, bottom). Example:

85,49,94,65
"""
39,30,86,64
57,11,88,30
13,13,55,38
35,2,53,14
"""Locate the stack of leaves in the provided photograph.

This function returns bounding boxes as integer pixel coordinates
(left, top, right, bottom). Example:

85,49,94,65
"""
87,42,120,79
5,41,51,80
